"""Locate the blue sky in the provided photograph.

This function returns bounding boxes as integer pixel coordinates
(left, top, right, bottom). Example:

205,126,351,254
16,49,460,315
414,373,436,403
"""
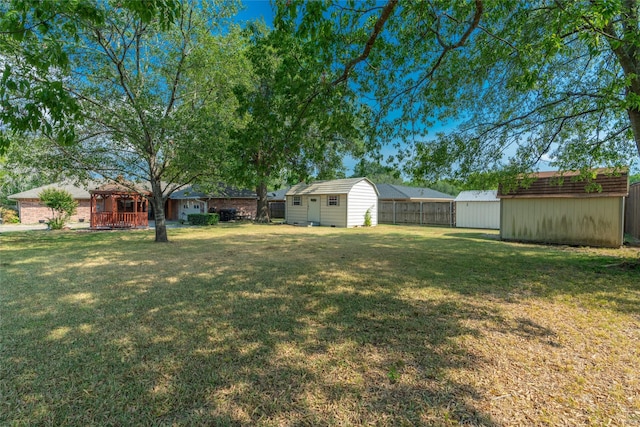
235,0,275,25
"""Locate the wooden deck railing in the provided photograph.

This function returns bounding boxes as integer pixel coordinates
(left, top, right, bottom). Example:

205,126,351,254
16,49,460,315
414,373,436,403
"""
91,212,148,229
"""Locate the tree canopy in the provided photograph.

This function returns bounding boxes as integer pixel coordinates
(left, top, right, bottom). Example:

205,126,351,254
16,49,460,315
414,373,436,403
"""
223,23,372,222
0,0,182,153
6,0,247,241
276,0,639,181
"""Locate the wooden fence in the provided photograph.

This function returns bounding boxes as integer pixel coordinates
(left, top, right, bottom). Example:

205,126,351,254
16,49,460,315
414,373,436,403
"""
269,202,285,219
379,201,455,226
91,212,148,229
626,183,640,239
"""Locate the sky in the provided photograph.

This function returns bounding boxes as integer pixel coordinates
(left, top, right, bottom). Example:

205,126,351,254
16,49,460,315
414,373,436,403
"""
234,0,276,26
229,1,637,177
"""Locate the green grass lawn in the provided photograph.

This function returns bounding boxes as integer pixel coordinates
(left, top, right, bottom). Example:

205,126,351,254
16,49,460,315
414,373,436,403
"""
1,224,638,426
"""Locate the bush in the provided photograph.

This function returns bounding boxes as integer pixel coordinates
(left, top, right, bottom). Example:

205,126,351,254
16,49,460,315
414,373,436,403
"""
0,207,20,224
364,208,372,227
187,213,219,226
38,188,78,230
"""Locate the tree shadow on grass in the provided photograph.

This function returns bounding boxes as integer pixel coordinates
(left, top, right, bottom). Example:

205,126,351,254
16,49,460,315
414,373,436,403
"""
2,227,638,425
2,260,501,425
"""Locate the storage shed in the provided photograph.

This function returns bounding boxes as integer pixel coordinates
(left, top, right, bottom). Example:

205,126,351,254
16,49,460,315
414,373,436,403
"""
454,190,500,229
286,177,378,227
498,169,629,248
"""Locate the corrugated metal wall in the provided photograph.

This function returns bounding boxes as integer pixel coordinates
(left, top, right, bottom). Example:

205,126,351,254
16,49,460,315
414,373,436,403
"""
625,183,640,239
500,197,625,247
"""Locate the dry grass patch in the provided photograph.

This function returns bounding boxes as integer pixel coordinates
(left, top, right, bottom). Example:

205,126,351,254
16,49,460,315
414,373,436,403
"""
1,224,638,426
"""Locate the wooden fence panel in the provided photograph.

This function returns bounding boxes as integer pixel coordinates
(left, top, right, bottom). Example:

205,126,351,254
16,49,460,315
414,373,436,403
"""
379,202,395,223
378,201,454,226
626,183,640,239
422,202,454,225
269,202,285,219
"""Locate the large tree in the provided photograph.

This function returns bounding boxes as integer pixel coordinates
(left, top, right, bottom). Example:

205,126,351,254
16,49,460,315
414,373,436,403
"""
225,24,372,222
7,1,248,242
277,1,639,181
0,0,181,153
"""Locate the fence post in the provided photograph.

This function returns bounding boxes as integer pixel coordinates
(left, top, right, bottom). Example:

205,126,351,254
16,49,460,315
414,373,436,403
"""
450,201,453,227
420,202,423,225
393,201,396,224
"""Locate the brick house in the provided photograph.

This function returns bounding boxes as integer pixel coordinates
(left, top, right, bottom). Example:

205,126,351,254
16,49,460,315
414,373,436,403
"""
167,184,258,221
8,182,93,224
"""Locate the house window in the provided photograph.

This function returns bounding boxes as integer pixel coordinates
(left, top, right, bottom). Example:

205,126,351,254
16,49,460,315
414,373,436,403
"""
328,195,339,206
292,196,302,206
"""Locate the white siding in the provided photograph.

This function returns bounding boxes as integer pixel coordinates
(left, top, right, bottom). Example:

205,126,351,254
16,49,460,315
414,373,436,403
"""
456,201,500,229
347,180,378,227
285,196,309,225
284,178,379,228
319,194,348,227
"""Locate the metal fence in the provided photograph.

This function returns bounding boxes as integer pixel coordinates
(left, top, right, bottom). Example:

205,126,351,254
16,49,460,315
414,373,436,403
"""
378,201,455,226
626,183,640,239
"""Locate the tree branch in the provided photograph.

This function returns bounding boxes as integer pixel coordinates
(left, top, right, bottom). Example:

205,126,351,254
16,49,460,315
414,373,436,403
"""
331,0,398,86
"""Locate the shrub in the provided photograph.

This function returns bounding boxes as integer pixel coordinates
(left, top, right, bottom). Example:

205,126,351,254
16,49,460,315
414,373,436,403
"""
187,213,219,226
0,207,20,224
38,188,78,230
364,208,372,227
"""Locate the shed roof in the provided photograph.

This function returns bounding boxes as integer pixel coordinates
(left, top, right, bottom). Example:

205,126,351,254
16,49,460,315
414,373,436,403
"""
286,177,378,196
455,190,499,202
376,183,454,200
498,169,629,198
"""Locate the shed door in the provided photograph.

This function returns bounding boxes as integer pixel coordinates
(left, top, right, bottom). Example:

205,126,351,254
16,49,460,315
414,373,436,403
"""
308,197,320,223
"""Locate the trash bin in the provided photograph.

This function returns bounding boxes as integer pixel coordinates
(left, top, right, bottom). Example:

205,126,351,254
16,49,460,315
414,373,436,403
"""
218,208,237,222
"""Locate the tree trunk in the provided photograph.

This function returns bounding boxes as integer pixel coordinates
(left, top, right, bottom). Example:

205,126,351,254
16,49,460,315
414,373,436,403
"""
149,179,169,242
255,181,270,223
628,107,640,159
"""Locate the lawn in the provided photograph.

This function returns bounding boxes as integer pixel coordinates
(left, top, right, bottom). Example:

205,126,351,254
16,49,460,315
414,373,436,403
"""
1,224,638,426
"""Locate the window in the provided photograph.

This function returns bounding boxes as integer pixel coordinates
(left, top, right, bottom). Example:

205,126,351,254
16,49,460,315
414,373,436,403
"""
292,196,302,206
328,195,339,206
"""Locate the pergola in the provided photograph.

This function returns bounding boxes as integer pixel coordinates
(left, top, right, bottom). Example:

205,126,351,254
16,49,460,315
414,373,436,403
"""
90,183,150,229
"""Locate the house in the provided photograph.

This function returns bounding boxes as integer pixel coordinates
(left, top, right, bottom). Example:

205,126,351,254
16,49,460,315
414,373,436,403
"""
498,169,629,247
8,182,93,224
376,183,455,225
454,190,500,229
8,180,153,228
285,177,378,227
167,184,258,221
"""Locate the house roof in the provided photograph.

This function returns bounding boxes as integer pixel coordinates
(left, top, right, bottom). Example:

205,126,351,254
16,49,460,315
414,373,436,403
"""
169,184,257,200
8,181,94,200
267,188,289,201
286,177,378,196
497,168,629,198
376,183,454,200
454,190,499,202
